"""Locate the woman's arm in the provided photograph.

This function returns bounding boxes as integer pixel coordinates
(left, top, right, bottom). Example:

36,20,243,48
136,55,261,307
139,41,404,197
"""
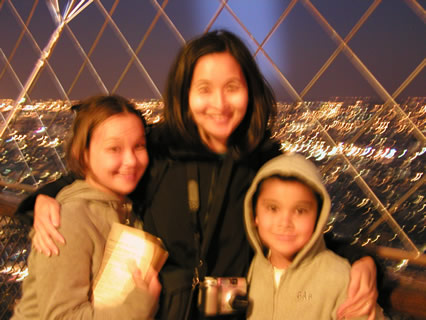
325,234,381,319
32,194,64,255
14,174,75,220
14,175,75,256
337,256,378,320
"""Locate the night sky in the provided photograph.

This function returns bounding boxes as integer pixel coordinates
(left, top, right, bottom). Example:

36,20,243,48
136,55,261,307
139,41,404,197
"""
0,0,424,102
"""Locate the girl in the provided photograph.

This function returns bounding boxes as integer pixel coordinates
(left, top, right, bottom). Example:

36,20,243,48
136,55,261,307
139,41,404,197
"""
12,95,160,319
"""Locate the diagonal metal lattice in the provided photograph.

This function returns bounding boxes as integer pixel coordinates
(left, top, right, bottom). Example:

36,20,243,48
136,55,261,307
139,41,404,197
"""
0,0,425,318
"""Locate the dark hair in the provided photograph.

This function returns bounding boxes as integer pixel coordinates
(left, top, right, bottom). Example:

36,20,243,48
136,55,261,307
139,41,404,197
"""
163,29,277,157
252,175,323,217
66,94,146,178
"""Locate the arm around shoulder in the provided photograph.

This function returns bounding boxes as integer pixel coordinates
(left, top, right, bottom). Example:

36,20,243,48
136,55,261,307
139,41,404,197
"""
14,174,75,224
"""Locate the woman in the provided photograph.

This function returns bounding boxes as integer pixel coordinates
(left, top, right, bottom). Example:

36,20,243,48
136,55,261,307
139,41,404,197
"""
18,30,378,320
139,30,282,319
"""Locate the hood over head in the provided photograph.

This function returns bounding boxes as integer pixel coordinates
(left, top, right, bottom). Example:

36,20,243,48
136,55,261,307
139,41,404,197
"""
244,153,331,268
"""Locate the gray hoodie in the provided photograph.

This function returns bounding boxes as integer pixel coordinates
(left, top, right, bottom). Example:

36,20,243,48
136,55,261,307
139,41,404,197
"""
12,180,157,320
244,153,367,320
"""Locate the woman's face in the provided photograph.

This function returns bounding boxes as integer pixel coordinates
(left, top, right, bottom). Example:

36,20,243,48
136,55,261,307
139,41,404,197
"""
188,52,248,153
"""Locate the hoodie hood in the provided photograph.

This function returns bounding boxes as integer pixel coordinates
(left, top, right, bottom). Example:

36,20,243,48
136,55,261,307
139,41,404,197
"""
244,153,331,269
56,180,133,219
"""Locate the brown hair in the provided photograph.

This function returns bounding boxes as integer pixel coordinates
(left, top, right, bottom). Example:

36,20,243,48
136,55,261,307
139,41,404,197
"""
163,29,277,158
66,94,146,178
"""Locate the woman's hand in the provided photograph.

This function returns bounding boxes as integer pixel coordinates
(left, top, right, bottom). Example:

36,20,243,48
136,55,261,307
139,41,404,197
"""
32,194,65,256
337,256,378,320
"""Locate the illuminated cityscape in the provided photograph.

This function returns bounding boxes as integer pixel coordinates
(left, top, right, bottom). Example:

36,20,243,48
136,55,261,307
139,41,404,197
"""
0,0,425,318
1,97,424,260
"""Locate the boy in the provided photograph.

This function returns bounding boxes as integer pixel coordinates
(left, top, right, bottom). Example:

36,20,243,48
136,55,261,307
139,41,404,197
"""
244,153,382,319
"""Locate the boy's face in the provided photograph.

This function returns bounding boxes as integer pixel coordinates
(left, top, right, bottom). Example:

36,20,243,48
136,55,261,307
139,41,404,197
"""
255,177,318,268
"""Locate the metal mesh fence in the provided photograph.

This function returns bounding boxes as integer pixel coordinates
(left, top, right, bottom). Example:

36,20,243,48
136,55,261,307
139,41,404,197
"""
0,215,31,319
0,0,425,318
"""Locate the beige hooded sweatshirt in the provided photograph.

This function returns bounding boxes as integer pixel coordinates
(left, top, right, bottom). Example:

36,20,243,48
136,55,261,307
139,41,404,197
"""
244,153,368,320
12,180,157,320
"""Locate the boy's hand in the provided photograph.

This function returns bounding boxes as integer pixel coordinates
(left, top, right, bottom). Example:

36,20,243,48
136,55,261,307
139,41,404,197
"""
33,194,65,256
337,256,378,320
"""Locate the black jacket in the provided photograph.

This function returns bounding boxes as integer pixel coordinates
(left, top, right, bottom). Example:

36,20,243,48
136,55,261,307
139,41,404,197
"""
136,124,282,319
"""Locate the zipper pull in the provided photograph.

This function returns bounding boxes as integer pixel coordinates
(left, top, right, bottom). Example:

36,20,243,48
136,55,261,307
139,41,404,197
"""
192,266,200,289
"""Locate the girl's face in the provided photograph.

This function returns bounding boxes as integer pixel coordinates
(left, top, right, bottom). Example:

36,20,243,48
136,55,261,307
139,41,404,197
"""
188,52,248,153
84,113,148,199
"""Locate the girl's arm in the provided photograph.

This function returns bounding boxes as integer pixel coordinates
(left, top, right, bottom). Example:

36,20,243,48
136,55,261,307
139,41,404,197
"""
33,201,157,319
